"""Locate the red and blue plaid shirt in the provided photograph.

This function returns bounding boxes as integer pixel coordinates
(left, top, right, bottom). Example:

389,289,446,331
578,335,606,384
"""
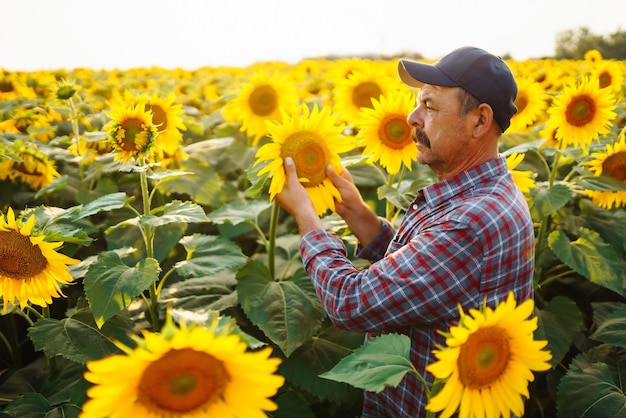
300,156,535,417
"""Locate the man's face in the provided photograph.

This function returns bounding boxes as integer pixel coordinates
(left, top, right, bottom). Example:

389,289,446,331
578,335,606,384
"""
406,85,474,178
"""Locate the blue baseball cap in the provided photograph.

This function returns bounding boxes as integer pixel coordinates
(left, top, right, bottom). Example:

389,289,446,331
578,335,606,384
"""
398,46,518,132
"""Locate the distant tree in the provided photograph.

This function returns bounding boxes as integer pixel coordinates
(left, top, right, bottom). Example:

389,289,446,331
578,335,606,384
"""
555,26,626,59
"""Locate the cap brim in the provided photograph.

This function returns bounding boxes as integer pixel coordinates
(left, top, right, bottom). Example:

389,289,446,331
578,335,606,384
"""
398,59,458,88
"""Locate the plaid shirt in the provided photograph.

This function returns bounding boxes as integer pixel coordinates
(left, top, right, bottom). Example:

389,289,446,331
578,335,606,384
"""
300,156,535,417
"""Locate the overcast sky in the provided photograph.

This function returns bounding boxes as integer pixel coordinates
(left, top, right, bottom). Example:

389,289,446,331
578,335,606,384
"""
2,0,624,71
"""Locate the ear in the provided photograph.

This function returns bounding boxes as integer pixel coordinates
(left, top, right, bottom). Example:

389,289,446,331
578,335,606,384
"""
472,103,495,137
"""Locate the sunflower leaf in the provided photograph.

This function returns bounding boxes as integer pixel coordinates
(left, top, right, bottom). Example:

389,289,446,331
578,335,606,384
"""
557,361,626,418
140,200,209,227
548,229,625,295
84,251,161,327
207,200,273,226
590,304,626,347
528,182,573,221
236,260,326,357
534,296,583,367
320,333,415,393
279,325,365,403
28,309,135,364
174,234,248,278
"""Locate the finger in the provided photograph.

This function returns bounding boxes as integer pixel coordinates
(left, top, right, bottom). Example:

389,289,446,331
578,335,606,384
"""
284,157,299,182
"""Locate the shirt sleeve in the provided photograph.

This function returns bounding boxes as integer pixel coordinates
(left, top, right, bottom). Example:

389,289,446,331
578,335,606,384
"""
300,221,484,333
355,218,395,262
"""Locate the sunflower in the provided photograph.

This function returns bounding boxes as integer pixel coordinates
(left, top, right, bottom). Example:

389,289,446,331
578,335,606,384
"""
332,67,401,126
507,77,548,133
105,101,159,164
425,292,552,418
0,208,79,313
591,60,625,93
355,90,417,175
80,313,284,418
581,133,626,209
254,103,355,216
0,141,61,190
546,76,617,150
222,69,300,146
505,152,536,195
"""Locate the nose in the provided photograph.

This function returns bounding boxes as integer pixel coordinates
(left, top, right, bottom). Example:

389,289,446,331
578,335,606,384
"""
406,106,422,128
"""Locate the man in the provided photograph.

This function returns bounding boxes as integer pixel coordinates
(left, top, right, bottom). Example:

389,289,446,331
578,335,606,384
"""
276,46,535,417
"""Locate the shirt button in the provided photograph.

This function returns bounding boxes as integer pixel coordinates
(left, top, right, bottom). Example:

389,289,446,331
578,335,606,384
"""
412,204,418,210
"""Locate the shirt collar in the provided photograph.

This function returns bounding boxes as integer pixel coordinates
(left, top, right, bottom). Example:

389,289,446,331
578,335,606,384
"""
421,156,508,206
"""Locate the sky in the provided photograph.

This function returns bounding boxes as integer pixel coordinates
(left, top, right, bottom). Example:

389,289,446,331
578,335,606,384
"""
2,0,625,71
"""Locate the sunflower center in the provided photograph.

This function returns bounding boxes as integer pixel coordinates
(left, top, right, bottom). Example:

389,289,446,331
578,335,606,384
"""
0,79,15,93
281,131,329,187
146,104,168,130
137,348,230,413
565,94,596,127
352,81,382,110
248,84,278,116
598,71,612,89
0,230,48,280
603,150,626,181
115,118,148,152
457,326,510,389
379,115,412,150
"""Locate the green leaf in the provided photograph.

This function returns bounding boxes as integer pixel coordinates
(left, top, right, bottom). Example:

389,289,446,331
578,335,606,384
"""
529,183,573,221
159,269,239,312
28,309,135,364
548,229,624,295
320,333,415,393
557,362,626,418
535,296,582,367
207,200,273,226
174,234,248,278
237,260,326,356
280,325,365,403
1,392,50,417
591,304,626,347
140,200,209,228
84,251,161,327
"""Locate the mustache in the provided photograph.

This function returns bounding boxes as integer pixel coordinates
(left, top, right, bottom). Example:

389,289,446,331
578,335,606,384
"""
412,128,430,148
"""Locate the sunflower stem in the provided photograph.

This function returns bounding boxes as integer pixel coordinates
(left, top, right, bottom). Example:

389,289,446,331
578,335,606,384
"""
67,96,85,180
268,202,280,279
139,161,160,332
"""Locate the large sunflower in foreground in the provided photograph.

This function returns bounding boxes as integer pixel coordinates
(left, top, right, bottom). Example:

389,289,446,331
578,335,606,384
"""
0,208,79,313
356,90,416,175
255,103,355,216
105,101,159,164
582,133,626,209
222,70,300,146
425,292,552,418
80,314,284,418
546,76,617,150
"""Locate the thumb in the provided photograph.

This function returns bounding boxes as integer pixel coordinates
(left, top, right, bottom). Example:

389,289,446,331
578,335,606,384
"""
284,157,298,180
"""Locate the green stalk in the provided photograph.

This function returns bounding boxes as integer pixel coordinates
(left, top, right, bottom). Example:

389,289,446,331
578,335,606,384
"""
268,202,280,279
67,97,85,180
139,163,160,332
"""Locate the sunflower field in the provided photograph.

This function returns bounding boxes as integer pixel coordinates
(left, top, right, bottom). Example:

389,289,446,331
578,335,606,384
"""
0,49,625,418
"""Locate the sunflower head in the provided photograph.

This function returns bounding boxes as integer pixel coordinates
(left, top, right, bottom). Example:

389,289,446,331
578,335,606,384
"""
581,133,626,209
254,103,355,215
55,78,77,100
0,140,60,190
356,90,417,175
506,152,536,195
425,292,552,418
546,76,617,150
0,208,79,313
106,101,159,164
81,311,285,418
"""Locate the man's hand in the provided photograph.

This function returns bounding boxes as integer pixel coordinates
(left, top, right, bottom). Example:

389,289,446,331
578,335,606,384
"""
275,157,323,236
327,165,382,247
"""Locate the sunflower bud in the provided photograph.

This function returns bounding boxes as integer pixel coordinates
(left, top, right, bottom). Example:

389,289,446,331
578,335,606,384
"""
55,80,76,100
